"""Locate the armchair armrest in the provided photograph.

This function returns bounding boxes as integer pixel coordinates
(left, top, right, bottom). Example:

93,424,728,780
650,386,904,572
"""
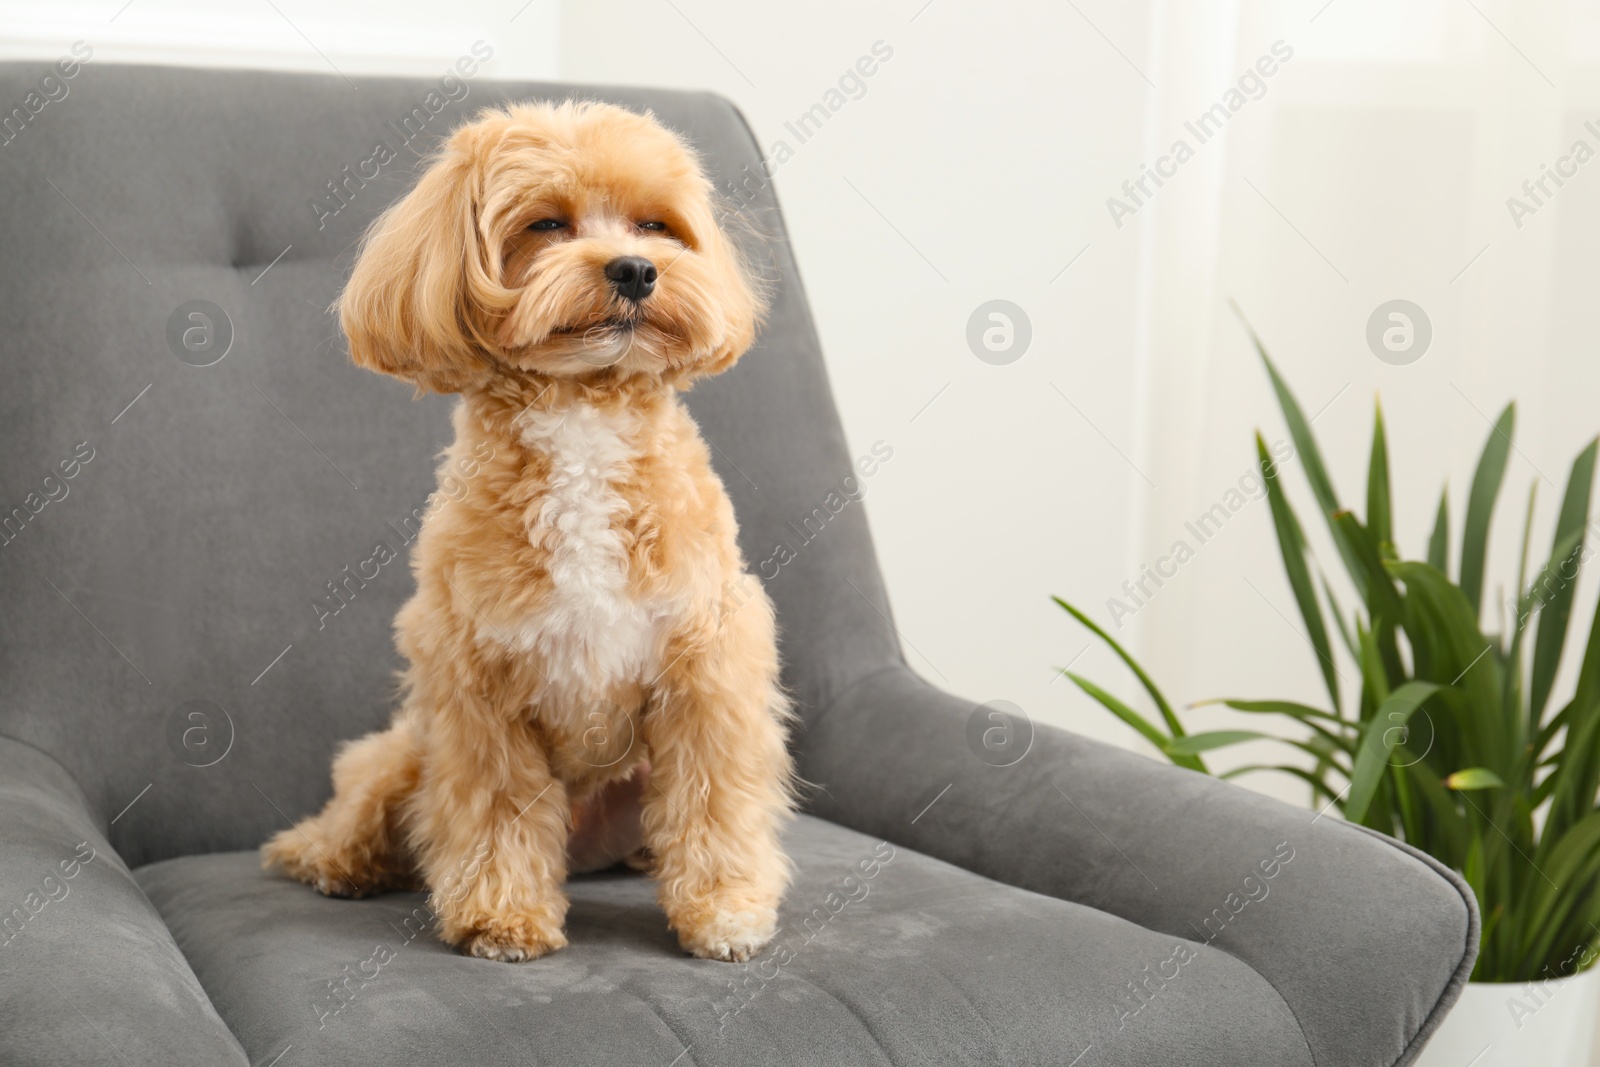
798,666,1477,1067
0,736,247,1066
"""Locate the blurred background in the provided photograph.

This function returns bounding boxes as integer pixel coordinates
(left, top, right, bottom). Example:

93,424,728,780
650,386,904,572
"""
5,0,1596,806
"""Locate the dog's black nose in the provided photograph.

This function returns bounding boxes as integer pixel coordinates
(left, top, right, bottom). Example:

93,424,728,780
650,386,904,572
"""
604,256,658,302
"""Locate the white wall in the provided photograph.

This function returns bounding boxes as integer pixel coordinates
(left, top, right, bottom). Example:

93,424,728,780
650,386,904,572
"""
0,0,558,80
561,0,1600,805
560,0,1169,774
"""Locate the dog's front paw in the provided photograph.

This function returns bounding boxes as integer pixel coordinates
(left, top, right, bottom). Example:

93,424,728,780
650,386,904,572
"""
671,896,778,962
446,910,569,963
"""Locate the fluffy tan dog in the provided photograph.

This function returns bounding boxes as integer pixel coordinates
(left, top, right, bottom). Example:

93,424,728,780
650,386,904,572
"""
262,100,795,964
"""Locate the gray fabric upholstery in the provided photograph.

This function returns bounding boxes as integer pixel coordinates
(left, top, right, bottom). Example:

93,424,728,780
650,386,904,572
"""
0,737,248,1066
139,817,1314,1067
0,61,1474,1065
800,667,1479,1067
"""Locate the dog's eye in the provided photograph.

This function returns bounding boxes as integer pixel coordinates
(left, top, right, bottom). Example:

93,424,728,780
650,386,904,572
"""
527,219,566,232
637,221,669,233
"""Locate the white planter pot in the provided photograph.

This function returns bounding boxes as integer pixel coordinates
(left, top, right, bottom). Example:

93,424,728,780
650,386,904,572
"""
1412,966,1600,1067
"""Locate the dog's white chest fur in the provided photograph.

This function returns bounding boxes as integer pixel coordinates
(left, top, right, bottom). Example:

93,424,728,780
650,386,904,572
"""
511,402,660,693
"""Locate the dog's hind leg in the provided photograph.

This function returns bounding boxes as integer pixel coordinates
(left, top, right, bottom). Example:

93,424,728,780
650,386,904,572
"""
261,708,423,897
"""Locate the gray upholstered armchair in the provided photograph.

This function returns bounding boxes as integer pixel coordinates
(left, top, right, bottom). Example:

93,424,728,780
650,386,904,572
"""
0,64,1474,1066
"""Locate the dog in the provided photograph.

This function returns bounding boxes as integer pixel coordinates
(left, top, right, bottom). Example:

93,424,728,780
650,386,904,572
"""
262,100,795,964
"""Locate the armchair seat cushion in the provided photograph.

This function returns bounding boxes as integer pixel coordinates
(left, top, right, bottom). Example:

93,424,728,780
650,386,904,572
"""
136,815,1311,1067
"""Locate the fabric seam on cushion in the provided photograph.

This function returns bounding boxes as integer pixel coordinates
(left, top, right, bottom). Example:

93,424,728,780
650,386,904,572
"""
786,971,902,1066
616,988,702,1067
1214,943,1319,1067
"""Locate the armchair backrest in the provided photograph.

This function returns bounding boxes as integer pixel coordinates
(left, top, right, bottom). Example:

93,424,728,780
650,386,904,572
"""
0,62,899,865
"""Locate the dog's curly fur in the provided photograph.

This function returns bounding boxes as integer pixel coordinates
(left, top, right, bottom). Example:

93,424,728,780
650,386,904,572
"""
262,100,795,964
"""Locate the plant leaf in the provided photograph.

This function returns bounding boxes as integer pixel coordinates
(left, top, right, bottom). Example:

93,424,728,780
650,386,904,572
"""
1345,681,1443,825
1367,397,1393,551
1546,693,1600,842
1291,730,1356,771
1530,438,1598,721
1198,698,1347,724
1460,402,1515,617
1463,835,1487,916
1500,481,1540,724
1536,701,1570,761
1240,310,1342,519
1385,561,1505,753
1427,484,1450,574
1321,572,1359,661
1257,433,1341,710
1445,768,1505,791
1404,757,1470,862
1517,809,1600,973
1355,618,1393,714
1247,330,1388,608
1053,596,1188,740
1334,510,1406,621
1063,672,1205,773
1165,730,1268,756
1553,579,1600,840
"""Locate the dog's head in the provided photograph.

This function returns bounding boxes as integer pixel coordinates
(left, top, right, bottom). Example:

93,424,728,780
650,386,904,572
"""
339,101,764,393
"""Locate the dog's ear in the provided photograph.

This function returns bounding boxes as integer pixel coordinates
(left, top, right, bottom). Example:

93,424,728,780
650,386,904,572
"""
338,132,500,394
686,198,767,379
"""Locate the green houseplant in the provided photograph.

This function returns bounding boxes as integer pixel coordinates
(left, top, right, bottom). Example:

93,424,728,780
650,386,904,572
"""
1057,325,1600,986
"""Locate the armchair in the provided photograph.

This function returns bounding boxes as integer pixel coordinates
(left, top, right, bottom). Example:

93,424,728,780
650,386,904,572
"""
0,62,1474,1066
